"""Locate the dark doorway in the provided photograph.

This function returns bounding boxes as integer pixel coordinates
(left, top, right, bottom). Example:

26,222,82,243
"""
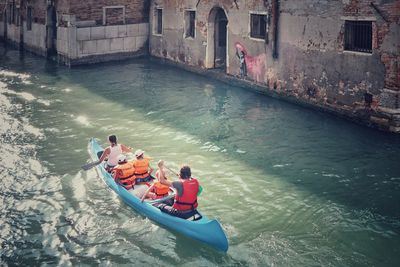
214,9,227,69
46,5,57,57
206,7,228,69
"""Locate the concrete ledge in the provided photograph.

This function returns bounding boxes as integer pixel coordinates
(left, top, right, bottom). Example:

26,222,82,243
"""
58,49,147,66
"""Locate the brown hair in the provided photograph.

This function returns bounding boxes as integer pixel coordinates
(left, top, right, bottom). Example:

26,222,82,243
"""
180,165,191,179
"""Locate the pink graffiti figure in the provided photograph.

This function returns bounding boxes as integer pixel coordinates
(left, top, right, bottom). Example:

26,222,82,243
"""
235,42,266,83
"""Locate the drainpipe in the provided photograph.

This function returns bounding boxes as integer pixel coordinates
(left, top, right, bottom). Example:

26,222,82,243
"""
272,0,279,59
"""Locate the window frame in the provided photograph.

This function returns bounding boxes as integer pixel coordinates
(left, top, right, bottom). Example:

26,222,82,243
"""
153,8,163,35
27,6,33,31
184,10,196,39
344,20,373,54
249,12,268,41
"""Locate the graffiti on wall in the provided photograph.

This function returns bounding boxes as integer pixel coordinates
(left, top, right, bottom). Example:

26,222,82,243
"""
234,42,266,83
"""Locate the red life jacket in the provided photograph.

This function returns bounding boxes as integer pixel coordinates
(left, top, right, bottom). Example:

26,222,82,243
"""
173,178,199,211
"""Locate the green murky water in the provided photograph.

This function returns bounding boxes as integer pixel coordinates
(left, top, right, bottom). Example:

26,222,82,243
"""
1,45,400,266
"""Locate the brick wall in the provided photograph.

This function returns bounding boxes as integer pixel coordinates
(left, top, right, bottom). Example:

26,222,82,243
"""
60,0,149,25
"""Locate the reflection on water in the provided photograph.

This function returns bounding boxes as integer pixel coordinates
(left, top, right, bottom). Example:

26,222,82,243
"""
1,46,400,266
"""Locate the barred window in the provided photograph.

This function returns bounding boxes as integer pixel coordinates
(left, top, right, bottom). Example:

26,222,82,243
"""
185,10,195,38
250,14,267,39
344,21,372,53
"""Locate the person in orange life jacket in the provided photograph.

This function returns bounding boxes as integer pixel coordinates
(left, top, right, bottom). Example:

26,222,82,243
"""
156,165,199,219
141,160,171,202
130,149,154,198
98,135,132,172
112,154,135,190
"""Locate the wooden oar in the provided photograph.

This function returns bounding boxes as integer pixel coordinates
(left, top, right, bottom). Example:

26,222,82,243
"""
81,160,101,171
164,165,179,176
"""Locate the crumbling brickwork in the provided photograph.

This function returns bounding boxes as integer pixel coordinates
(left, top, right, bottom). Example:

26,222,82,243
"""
149,0,400,132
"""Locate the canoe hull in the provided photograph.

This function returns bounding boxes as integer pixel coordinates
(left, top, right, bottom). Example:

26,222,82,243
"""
88,138,228,252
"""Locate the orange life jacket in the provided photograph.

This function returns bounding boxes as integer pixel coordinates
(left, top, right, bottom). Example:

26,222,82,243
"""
151,181,170,198
112,162,135,189
132,158,151,179
173,178,199,211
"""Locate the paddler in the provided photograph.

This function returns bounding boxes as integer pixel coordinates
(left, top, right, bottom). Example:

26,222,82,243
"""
112,154,135,189
130,149,154,198
156,165,200,219
98,135,132,172
140,160,171,202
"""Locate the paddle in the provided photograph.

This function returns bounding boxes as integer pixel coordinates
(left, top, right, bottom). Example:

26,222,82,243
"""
81,160,101,171
164,165,203,196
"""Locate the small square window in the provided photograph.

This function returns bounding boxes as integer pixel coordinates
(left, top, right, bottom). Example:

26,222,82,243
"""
344,20,372,53
185,10,195,38
250,14,267,40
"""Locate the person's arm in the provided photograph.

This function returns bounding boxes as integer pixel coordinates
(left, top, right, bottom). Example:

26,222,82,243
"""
141,184,155,202
148,163,153,176
98,147,110,163
121,144,132,153
172,181,183,196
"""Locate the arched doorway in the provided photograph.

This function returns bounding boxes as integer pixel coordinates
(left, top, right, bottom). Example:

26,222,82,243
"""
206,7,228,69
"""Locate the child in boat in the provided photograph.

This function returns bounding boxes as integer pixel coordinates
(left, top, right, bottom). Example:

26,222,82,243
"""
141,160,171,202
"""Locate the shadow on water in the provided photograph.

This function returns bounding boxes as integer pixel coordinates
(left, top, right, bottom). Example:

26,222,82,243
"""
65,59,400,220
2,47,400,221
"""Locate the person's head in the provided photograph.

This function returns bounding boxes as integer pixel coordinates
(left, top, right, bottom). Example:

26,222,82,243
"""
135,149,144,159
117,154,127,164
108,135,117,144
157,160,164,168
179,165,191,179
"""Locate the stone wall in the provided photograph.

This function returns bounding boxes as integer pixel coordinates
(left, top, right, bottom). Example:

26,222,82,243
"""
149,0,400,132
57,23,149,65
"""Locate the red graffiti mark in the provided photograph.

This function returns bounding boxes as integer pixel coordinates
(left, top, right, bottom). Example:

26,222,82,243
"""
234,42,266,83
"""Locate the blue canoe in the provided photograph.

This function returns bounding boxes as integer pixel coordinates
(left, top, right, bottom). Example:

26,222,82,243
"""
88,138,229,252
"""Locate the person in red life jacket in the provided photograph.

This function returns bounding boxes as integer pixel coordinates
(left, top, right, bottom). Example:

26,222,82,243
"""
156,165,199,219
130,149,154,198
111,154,136,190
98,135,132,172
141,160,171,202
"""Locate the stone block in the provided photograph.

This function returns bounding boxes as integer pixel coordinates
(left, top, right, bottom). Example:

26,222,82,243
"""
118,25,127,37
58,27,68,41
110,38,124,51
124,37,136,51
379,89,399,109
105,25,119,38
138,23,149,36
90,26,105,40
136,36,148,49
82,40,97,55
77,28,91,41
127,24,139,37
96,39,111,53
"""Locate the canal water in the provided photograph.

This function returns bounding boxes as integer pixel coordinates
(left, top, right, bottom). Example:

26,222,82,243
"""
1,45,399,266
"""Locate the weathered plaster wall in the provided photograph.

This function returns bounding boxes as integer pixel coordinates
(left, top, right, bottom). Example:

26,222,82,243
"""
149,0,400,132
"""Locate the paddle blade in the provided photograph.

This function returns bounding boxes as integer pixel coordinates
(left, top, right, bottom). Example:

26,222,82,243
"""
197,184,203,196
81,161,100,171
